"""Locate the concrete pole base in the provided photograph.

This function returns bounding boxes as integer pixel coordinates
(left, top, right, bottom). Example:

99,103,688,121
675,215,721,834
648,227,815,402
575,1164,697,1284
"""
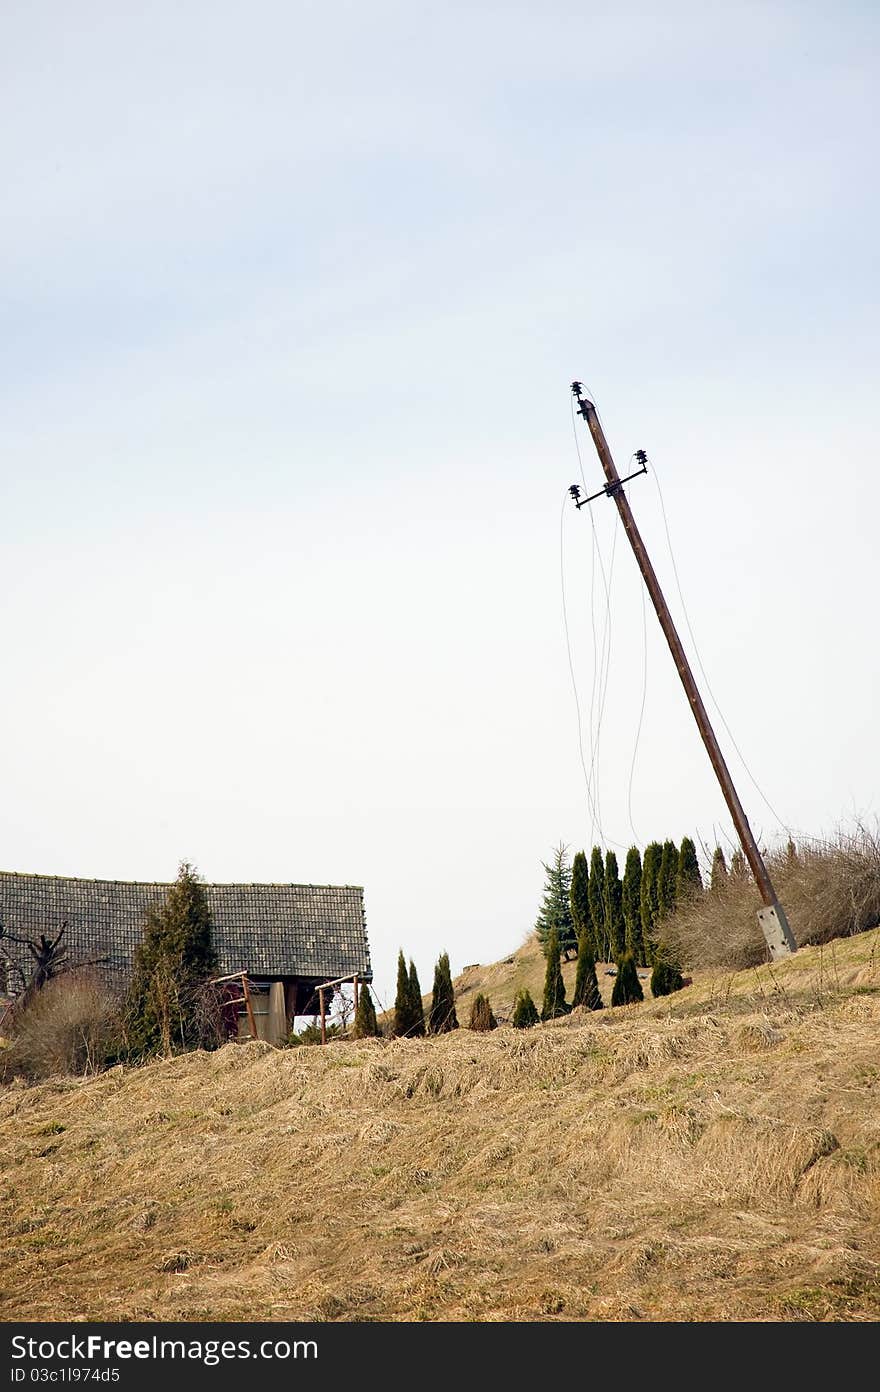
757,902,798,959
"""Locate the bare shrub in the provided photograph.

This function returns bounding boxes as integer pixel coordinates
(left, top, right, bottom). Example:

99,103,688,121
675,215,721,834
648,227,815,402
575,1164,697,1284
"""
5,970,124,1080
665,825,880,971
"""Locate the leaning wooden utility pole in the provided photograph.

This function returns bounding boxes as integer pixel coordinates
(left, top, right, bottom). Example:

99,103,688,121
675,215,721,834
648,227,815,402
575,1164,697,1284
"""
569,382,797,960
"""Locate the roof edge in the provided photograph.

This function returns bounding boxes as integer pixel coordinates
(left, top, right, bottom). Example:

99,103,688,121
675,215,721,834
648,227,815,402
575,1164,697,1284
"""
0,871,365,893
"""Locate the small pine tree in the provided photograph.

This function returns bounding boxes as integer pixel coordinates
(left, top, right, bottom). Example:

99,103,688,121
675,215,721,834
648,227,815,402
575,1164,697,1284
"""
640,841,663,962
512,988,540,1028
650,956,685,997
408,959,426,1037
676,836,703,902
353,983,380,1038
622,847,645,964
571,934,603,1011
127,861,217,1057
604,850,626,960
541,928,569,1021
588,847,607,959
393,950,415,1037
534,843,577,958
786,838,798,863
611,951,644,1006
428,952,458,1034
657,840,680,919
710,846,729,891
469,993,497,1031
570,850,593,956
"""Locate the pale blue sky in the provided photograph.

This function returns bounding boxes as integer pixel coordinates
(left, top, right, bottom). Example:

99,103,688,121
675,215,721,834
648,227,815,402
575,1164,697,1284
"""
2,2,878,1006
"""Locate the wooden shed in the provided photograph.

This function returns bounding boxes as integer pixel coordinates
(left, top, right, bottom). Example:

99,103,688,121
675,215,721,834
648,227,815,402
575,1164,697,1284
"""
0,871,371,1045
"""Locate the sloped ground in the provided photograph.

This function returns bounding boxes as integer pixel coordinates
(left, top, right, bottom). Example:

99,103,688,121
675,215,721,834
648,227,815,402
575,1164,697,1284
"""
451,932,646,1021
2,930,879,1322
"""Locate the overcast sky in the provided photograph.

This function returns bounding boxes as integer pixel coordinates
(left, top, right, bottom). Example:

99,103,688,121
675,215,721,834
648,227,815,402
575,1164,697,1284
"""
2,1,878,1006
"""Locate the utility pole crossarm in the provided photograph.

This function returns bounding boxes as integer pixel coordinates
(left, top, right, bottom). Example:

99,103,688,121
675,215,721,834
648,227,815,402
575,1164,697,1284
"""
570,383,796,960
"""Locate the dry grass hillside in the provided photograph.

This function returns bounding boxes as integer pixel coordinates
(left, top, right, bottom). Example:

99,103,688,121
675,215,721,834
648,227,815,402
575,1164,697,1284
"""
450,934,647,1022
3,928,880,1322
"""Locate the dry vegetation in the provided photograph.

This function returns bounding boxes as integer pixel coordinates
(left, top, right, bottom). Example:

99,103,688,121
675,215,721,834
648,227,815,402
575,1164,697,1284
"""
2,927,880,1322
667,827,880,971
1,972,122,1082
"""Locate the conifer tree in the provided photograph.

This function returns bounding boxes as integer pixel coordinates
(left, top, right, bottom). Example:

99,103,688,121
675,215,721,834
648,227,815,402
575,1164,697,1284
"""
650,955,685,997
534,843,577,958
570,850,593,955
127,862,218,1057
786,838,798,862
512,988,540,1028
571,935,603,1011
658,840,680,919
611,951,644,1007
428,952,458,1034
469,993,497,1031
541,928,569,1021
640,841,663,962
353,983,380,1038
622,847,645,964
710,846,729,891
393,950,414,1037
588,847,607,959
604,850,626,959
408,959,426,1037
676,837,703,902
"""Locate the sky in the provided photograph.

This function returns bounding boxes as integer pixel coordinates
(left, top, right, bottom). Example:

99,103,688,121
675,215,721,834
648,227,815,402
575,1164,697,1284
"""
2,1,879,1009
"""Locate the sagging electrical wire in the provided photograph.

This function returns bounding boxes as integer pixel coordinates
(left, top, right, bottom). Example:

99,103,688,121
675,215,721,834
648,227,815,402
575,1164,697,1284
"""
649,459,794,838
560,490,605,844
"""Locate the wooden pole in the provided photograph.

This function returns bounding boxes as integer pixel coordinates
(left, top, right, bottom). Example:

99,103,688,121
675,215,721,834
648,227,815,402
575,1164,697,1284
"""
319,987,326,1045
353,974,359,1014
241,974,258,1040
572,384,797,960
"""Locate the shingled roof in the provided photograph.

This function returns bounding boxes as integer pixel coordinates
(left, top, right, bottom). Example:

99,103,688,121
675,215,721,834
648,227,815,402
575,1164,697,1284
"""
0,872,371,986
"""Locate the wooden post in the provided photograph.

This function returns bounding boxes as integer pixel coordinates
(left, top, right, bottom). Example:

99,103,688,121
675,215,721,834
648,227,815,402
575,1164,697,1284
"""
319,987,326,1045
241,974,258,1040
353,974,359,1014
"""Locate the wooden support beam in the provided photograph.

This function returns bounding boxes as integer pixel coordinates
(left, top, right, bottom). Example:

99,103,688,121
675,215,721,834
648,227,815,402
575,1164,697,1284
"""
241,974,258,1040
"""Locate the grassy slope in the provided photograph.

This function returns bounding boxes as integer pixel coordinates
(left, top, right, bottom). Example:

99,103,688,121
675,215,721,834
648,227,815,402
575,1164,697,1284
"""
2,930,880,1322
450,935,647,1021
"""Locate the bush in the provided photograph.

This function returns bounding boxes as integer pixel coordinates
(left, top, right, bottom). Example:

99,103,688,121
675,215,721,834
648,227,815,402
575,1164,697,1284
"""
650,958,685,997
664,826,880,971
511,989,540,1028
393,950,425,1037
541,928,569,1021
611,952,644,1006
408,960,426,1038
469,993,496,1031
353,985,380,1039
571,935,603,1011
428,952,458,1034
4,971,123,1079
288,1020,343,1046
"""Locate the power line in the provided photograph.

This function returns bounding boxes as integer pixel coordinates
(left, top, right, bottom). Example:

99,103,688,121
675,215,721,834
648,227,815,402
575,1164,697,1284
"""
588,510,620,847
627,552,649,846
560,492,604,840
648,460,793,836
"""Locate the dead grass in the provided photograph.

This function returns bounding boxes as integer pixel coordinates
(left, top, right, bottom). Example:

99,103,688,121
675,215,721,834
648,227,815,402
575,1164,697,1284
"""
666,826,880,972
2,928,880,1321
